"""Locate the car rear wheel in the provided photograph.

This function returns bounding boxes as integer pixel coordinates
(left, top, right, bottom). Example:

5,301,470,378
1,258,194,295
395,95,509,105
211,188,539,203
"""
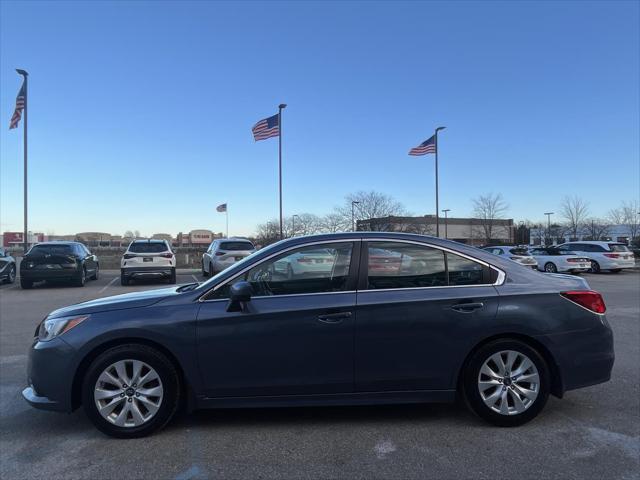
168,268,176,284
91,264,99,280
82,344,180,438
20,277,33,289
120,270,129,286
544,262,557,273
590,261,601,274
4,265,16,284
75,267,86,287
202,261,209,277
463,339,550,427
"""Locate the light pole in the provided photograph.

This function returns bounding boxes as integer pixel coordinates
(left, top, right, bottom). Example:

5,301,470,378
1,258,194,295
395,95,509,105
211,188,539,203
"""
291,214,299,237
351,201,360,232
544,212,554,245
442,209,450,239
434,126,446,237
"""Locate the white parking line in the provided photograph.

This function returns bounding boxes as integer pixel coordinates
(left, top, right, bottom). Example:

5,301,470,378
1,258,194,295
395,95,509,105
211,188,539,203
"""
191,274,198,283
98,276,118,294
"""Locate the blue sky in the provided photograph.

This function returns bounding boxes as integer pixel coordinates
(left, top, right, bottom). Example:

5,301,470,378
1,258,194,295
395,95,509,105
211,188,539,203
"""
1,0,638,237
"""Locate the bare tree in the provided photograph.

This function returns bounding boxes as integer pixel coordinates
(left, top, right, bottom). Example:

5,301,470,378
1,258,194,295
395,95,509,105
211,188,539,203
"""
582,218,611,241
472,193,509,244
560,196,589,240
254,220,281,246
336,190,407,230
287,213,321,237
319,213,348,233
610,200,640,243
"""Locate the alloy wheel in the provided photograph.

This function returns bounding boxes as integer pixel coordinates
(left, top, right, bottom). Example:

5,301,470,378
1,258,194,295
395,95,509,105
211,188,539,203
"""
477,350,540,415
94,359,164,428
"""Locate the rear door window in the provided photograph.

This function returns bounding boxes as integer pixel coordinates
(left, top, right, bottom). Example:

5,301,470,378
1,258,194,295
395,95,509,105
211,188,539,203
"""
608,244,629,252
446,253,486,286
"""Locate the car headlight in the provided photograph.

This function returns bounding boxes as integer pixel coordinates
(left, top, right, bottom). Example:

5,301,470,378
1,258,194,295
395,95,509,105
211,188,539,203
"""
38,315,89,342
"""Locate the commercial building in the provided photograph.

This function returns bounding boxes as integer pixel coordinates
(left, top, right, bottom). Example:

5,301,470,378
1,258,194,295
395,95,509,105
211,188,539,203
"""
356,215,515,246
2,231,45,248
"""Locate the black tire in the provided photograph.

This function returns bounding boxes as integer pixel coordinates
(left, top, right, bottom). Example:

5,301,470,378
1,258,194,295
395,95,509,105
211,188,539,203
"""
462,339,550,427
4,265,16,284
90,264,99,281
544,262,557,273
120,270,129,286
210,263,216,276
610,269,622,274
81,344,181,438
168,268,176,284
75,267,86,287
20,278,33,289
590,261,601,274
202,261,209,278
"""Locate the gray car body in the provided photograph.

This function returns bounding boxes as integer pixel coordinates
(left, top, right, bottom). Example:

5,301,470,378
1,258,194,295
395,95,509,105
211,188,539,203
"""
0,247,17,282
23,232,614,414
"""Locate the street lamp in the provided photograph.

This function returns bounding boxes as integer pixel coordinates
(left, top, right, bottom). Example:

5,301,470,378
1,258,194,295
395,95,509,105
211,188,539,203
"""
544,212,554,246
351,201,360,232
291,214,299,237
441,209,451,239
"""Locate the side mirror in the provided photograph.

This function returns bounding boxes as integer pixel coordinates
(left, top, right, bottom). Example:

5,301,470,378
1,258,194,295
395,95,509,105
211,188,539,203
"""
227,281,252,312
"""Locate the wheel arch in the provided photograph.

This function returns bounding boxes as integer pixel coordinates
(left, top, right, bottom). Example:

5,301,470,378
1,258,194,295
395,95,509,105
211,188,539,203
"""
456,333,564,399
71,337,190,411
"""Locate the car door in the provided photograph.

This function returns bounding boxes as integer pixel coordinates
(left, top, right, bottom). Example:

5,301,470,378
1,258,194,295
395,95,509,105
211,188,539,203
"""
355,240,500,393
83,245,97,273
196,240,359,398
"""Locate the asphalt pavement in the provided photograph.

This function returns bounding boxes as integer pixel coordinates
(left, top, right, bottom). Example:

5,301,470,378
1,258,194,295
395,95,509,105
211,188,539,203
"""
0,270,638,479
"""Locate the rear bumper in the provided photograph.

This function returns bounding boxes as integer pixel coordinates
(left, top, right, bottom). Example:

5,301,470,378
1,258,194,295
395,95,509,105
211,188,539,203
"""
121,267,174,278
20,268,80,281
540,320,614,394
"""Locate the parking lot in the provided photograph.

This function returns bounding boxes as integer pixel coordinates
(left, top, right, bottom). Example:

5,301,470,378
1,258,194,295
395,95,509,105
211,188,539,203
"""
0,270,638,480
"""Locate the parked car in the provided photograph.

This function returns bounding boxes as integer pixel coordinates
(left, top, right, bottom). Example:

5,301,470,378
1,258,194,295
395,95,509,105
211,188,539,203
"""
20,242,99,289
22,232,613,438
273,247,336,278
121,239,176,285
556,241,636,273
0,247,17,284
528,247,591,274
482,246,538,269
202,238,256,276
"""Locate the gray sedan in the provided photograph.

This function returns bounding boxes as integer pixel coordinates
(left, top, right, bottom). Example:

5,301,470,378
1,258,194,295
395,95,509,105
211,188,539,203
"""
22,232,614,438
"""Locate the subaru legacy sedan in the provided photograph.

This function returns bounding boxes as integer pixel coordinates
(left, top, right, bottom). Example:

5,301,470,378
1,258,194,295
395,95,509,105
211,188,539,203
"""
22,233,614,438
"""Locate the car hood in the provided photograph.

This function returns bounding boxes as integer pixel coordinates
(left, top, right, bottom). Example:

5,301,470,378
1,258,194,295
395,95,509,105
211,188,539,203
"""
48,287,181,318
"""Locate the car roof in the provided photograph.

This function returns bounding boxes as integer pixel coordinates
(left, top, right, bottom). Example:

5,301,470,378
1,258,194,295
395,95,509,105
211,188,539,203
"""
33,241,80,245
131,239,166,243
562,240,619,245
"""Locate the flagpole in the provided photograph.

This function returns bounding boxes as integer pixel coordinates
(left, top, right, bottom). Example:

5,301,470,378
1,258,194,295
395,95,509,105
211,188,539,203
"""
278,103,287,240
17,69,29,253
226,206,229,238
434,126,446,238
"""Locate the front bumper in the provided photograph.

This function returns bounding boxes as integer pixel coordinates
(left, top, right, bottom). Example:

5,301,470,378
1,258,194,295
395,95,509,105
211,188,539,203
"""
23,336,76,413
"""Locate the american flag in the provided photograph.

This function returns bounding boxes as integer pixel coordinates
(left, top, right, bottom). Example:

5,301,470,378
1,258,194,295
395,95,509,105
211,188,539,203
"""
408,134,436,156
9,81,26,130
216,203,227,213
252,113,279,141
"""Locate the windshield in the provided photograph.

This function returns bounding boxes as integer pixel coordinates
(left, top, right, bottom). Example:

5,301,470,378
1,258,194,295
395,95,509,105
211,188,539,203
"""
28,244,73,255
129,242,168,253
608,244,630,252
219,241,254,251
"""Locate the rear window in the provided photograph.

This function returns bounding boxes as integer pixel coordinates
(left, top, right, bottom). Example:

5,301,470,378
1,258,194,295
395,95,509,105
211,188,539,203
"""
608,244,629,252
128,242,168,253
509,248,531,256
219,241,254,251
29,244,73,255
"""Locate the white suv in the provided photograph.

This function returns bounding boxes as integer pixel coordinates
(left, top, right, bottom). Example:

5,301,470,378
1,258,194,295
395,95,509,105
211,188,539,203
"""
202,238,256,276
556,241,635,273
121,239,176,285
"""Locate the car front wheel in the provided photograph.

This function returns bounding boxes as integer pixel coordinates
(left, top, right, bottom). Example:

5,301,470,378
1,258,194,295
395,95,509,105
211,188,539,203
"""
590,261,601,273
4,265,16,284
81,344,181,438
544,262,557,273
463,339,550,427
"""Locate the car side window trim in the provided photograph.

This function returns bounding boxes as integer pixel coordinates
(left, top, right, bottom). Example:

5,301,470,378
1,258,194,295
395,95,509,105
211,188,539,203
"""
199,238,505,302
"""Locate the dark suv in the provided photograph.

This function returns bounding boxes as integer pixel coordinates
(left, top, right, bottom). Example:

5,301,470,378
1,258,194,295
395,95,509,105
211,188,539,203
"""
20,242,99,289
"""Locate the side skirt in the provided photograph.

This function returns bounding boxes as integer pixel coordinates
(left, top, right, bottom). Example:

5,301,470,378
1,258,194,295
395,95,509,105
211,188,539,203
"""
195,389,456,410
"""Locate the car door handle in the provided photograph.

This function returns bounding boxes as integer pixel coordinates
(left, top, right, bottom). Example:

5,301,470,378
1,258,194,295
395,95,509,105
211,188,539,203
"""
450,302,484,313
317,312,352,324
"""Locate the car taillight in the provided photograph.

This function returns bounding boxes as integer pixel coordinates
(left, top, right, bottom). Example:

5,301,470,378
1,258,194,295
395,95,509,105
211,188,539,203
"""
123,254,137,259
603,253,619,258
160,253,174,258
566,258,582,263
560,291,606,314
